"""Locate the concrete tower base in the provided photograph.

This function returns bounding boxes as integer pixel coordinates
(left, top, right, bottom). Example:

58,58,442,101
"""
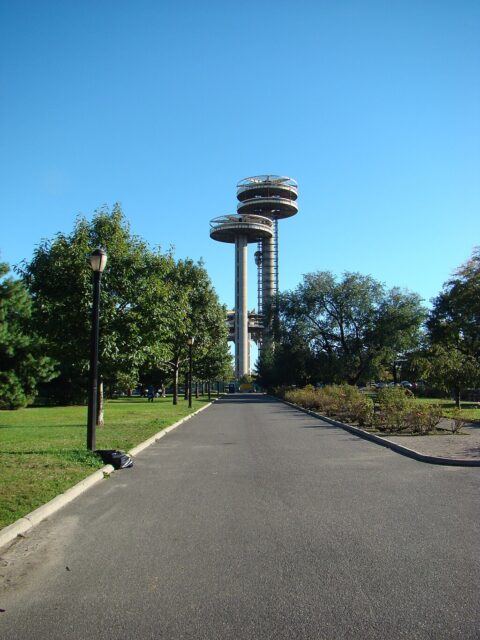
235,234,248,378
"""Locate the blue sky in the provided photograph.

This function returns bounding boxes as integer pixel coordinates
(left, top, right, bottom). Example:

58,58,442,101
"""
1,0,479,317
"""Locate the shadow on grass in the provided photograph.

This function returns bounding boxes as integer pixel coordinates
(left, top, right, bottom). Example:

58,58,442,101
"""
1,449,101,464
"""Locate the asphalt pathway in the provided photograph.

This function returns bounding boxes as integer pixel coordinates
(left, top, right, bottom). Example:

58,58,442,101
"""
1,394,479,639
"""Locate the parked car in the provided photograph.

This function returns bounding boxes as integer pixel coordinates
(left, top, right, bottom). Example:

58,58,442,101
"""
400,381,413,388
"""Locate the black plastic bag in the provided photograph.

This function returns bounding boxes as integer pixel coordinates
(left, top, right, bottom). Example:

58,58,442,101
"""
96,449,134,469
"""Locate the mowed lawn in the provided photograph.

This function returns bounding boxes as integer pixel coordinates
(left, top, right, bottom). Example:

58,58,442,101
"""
0,397,211,530
414,397,480,423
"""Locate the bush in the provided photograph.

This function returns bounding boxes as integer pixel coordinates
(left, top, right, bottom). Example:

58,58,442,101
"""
284,384,374,426
285,385,322,410
374,387,411,433
404,404,443,435
284,384,445,435
272,385,292,400
449,409,467,434
373,388,443,434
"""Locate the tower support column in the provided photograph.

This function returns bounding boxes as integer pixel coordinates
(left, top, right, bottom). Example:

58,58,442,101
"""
235,234,249,378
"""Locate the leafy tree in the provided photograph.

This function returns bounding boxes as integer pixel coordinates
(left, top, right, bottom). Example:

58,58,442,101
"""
18,205,174,404
160,258,230,404
373,287,427,382
195,340,232,399
422,344,479,408
269,271,425,386
426,247,480,405
428,247,480,359
0,263,56,409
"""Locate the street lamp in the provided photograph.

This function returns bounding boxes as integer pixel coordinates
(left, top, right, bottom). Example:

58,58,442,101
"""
187,336,195,408
87,248,107,451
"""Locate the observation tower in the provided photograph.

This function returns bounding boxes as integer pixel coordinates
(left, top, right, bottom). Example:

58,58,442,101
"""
210,214,273,377
210,175,298,379
237,176,298,316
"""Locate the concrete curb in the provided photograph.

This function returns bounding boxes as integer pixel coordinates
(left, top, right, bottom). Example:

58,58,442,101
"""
276,397,480,467
0,400,216,551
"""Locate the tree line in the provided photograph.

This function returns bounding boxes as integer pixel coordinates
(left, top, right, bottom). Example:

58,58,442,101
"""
0,205,232,410
257,247,480,407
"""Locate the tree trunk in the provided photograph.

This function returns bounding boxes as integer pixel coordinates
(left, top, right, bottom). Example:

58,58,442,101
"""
96,379,104,426
195,382,199,399
454,387,461,409
217,381,220,396
208,381,211,401
184,374,189,400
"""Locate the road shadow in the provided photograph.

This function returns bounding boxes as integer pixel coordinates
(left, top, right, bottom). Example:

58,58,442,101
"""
217,394,275,404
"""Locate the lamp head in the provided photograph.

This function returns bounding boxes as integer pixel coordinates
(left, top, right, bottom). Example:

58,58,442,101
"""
187,336,195,346
89,248,108,273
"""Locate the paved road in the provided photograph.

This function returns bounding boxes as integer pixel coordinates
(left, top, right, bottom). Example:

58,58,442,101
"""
1,395,479,639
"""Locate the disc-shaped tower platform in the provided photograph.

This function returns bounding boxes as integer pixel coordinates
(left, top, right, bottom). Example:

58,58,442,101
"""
210,214,273,378
236,175,298,325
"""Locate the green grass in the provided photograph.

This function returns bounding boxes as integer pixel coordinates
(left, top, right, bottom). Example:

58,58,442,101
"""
362,391,480,424
414,397,480,423
0,396,212,530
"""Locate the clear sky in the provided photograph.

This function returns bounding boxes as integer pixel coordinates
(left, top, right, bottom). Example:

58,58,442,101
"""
1,0,479,317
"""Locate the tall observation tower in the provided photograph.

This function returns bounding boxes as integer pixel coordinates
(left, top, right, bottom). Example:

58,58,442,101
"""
210,175,298,379
210,214,273,377
237,176,298,315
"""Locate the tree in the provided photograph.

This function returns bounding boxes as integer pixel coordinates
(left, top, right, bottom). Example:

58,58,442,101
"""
422,344,479,408
18,205,175,404
373,288,427,383
160,258,231,404
428,247,480,359
426,247,480,405
0,263,56,409
270,271,425,386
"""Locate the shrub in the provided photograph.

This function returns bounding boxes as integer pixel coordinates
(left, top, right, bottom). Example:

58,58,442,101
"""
404,404,443,434
285,386,320,410
272,385,291,400
449,409,467,434
375,387,412,433
285,384,374,427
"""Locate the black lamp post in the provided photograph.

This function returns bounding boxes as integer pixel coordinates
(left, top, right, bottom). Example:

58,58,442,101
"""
87,248,107,451
187,336,195,408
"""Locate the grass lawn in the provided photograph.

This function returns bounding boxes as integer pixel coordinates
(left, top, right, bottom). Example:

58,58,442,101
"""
0,396,212,530
414,397,480,423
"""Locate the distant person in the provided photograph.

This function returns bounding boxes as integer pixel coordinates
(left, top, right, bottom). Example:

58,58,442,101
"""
147,386,155,402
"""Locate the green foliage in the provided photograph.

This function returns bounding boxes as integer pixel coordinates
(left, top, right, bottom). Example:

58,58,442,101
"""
18,205,174,401
285,384,374,426
374,387,413,433
284,384,444,435
271,271,425,388
374,387,441,434
424,247,480,407
159,257,232,403
17,205,230,405
403,404,443,435
0,263,56,409
428,247,480,358
421,344,480,408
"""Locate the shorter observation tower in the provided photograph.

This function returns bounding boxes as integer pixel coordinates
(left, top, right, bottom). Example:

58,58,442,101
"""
210,214,273,378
